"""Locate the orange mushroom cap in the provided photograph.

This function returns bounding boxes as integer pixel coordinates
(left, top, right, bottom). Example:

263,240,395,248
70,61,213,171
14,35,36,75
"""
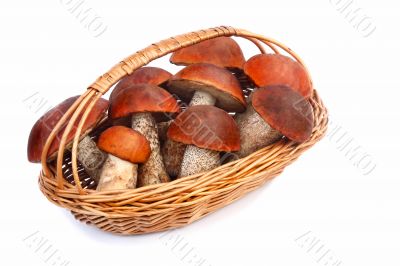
27,96,109,163
252,85,314,142
168,105,240,152
110,84,180,119
110,67,172,102
170,37,245,70
97,126,151,164
244,54,312,99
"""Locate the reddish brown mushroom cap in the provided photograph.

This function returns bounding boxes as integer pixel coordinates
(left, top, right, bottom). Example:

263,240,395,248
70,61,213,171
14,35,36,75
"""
168,63,246,112
110,67,172,102
97,126,151,164
244,54,312,99
27,96,109,163
252,85,314,142
110,84,180,119
170,37,246,70
167,105,240,152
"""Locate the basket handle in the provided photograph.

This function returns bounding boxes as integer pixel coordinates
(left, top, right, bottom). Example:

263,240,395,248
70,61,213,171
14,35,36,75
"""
41,26,313,194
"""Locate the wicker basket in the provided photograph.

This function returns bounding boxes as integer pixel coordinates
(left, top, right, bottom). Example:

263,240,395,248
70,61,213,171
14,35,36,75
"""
38,26,328,235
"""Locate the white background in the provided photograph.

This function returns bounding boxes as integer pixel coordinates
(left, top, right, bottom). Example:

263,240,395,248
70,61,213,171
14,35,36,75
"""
1,0,399,265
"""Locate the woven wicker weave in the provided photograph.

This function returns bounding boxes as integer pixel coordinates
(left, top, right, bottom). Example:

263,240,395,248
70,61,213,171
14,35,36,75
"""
38,26,328,235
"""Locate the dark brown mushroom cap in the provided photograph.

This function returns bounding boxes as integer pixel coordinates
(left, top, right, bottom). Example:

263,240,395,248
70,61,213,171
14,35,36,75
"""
252,85,314,142
168,63,246,112
27,96,109,163
97,126,151,163
110,84,180,119
244,54,312,99
170,37,246,70
167,105,240,152
109,67,172,102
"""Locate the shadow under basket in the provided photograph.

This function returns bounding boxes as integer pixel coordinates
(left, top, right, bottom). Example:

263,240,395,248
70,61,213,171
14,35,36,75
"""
38,26,328,235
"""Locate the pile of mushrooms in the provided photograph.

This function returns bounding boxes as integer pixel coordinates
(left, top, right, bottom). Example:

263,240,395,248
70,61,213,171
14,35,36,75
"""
27,37,315,191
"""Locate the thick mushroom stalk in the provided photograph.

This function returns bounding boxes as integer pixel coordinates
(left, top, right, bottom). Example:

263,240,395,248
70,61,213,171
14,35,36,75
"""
96,155,138,191
96,126,151,191
157,121,173,145
131,113,169,186
161,137,186,178
234,104,282,158
189,90,216,106
235,85,314,159
179,145,220,177
77,136,107,183
158,120,185,177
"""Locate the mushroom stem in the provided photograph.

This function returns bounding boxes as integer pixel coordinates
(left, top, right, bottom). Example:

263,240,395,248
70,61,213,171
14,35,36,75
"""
234,104,282,158
162,139,186,178
96,154,138,191
179,145,220,177
157,120,172,145
77,136,107,183
189,90,216,106
159,121,186,178
131,113,169,186
160,120,186,178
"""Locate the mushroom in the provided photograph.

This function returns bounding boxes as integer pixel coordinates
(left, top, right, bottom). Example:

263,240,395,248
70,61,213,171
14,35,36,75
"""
169,36,250,88
234,85,314,158
27,96,109,184
167,105,240,177
110,84,180,186
109,67,173,126
96,126,151,191
109,66,172,102
168,63,246,110
244,54,312,99
163,63,246,177
170,37,246,72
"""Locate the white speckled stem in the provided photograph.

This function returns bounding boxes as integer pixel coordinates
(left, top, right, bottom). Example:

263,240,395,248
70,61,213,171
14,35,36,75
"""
96,154,138,191
131,113,169,186
189,90,216,106
234,104,282,158
179,145,220,177
77,136,107,183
